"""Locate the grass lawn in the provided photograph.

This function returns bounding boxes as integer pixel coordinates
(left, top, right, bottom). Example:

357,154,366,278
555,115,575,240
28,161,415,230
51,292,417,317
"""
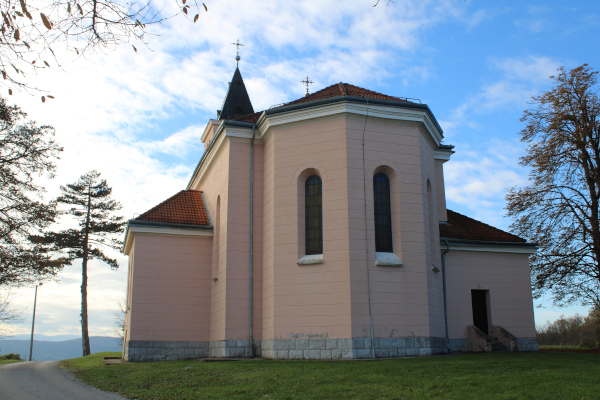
60,352,600,400
0,359,22,364
539,345,582,350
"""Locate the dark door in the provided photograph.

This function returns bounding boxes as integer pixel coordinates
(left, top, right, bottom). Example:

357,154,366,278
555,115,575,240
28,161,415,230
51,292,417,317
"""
471,290,489,334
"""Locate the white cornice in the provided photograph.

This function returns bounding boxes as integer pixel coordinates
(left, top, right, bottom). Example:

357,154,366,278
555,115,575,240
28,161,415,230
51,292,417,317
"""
225,126,254,140
189,127,227,189
258,101,444,146
434,150,454,162
123,225,212,255
201,119,221,143
441,243,537,254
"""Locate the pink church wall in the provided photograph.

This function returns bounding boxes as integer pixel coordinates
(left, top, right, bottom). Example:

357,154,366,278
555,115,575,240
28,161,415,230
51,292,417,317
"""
419,134,446,338
261,129,276,340
262,116,354,339
222,139,263,340
193,135,265,343
445,249,536,339
344,118,436,338
192,139,230,342
127,234,212,341
435,161,448,222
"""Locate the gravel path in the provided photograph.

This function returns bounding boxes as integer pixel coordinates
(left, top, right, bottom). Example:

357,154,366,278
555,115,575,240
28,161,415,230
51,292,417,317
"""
0,361,127,400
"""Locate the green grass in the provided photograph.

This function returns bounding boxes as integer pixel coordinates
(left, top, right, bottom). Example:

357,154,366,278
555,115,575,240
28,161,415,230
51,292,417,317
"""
60,352,600,400
0,359,22,364
539,345,584,350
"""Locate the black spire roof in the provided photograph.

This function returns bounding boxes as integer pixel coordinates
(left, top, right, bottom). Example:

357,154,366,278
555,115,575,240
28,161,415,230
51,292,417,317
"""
217,67,254,120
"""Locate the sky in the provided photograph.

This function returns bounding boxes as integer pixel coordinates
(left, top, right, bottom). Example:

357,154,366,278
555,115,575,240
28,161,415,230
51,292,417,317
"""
2,0,600,341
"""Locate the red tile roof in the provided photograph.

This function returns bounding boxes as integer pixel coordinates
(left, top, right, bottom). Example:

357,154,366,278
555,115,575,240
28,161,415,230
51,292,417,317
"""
136,190,210,226
232,83,410,123
283,82,410,107
234,111,262,123
440,210,526,243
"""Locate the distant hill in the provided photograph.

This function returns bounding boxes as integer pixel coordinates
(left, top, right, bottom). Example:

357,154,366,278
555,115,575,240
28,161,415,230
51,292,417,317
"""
0,336,122,361
11,333,81,342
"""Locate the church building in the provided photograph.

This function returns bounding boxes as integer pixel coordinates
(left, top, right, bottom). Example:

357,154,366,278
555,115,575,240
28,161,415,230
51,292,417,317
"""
122,64,539,361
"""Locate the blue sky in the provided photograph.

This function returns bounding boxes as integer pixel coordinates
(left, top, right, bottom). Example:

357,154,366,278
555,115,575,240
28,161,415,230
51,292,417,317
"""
3,0,600,340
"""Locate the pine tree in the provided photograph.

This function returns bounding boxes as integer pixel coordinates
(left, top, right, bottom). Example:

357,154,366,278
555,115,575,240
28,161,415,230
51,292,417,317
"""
47,171,125,356
0,96,64,287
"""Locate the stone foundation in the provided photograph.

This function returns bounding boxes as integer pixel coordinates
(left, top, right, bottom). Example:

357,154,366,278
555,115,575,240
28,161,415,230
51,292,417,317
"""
448,337,539,353
209,340,255,358
448,338,468,352
261,337,448,359
125,336,448,361
517,337,539,351
124,336,538,361
124,340,209,362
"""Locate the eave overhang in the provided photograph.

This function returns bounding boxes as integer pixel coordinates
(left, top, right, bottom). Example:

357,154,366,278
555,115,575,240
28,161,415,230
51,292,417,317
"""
122,219,213,255
441,237,538,254
434,144,455,162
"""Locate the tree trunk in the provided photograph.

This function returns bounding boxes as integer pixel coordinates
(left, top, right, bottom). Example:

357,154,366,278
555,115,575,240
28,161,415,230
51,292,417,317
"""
81,256,90,356
81,185,92,357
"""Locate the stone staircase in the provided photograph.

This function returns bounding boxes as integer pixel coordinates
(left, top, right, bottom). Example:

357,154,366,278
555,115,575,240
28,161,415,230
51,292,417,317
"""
488,335,510,353
466,325,518,353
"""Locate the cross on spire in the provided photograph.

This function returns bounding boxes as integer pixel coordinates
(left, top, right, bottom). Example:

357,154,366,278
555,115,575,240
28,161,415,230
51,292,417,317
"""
301,76,314,97
232,39,244,65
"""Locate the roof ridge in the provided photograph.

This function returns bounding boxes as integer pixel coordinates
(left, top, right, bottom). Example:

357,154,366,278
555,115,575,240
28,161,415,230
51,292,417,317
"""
234,81,412,120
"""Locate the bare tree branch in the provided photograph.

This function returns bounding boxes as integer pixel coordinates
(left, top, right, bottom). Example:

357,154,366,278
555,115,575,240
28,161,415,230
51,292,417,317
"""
507,64,600,308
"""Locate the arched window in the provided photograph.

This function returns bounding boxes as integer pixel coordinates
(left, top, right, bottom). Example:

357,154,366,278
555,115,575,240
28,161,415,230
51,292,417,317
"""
305,175,323,255
373,172,393,252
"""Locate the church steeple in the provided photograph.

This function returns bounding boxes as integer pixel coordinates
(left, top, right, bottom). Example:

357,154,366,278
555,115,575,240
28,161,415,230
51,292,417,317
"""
217,67,255,120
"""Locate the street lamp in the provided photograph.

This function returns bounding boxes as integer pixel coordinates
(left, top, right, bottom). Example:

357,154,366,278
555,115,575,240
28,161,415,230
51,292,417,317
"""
29,283,42,362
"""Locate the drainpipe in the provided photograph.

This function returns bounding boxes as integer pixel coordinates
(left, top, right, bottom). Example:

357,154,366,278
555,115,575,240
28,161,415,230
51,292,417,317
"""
441,239,450,352
249,124,256,358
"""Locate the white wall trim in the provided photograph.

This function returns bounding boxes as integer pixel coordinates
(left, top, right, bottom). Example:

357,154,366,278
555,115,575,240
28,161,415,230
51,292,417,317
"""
124,225,212,255
375,252,403,267
441,243,537,254
297,254,324,265
257,102,443,146
189,128,227,189
201,119,221,143
434,150,453,162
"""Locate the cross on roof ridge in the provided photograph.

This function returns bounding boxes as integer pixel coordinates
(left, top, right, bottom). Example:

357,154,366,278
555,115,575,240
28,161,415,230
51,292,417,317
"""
301,76,314,97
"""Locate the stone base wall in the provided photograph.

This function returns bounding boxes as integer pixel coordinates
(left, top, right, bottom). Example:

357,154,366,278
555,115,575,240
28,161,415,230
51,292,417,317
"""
209,340,255,358
124,340,209,362
124,336,537,362
448,337,539,353
517,337,539,351
449,338,468,352
124,337,448,361
261,337,448,359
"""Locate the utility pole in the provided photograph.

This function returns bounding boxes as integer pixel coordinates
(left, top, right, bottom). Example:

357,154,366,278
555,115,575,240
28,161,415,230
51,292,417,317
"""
29,284,41,361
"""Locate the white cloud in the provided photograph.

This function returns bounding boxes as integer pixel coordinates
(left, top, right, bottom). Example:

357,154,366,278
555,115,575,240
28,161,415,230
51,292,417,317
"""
441,55,562,138
444,139,528,230
10,259,127,337
493,56,561,84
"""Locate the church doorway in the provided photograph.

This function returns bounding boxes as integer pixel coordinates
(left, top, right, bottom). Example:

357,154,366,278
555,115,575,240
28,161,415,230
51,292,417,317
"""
471,290,490,334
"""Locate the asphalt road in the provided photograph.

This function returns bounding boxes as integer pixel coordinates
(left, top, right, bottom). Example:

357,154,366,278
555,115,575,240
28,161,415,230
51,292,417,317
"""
0,361,127,400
